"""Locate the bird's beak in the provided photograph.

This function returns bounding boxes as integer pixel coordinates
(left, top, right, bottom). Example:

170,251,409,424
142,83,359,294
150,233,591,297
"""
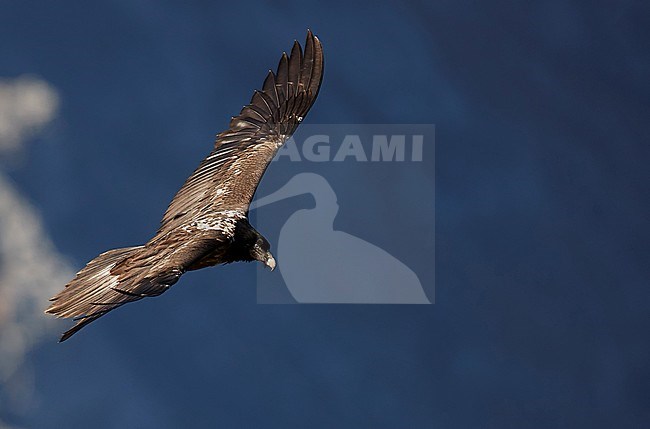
265,254,276,271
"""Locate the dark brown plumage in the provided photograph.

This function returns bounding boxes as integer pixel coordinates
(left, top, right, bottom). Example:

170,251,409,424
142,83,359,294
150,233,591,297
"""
45,31,324,342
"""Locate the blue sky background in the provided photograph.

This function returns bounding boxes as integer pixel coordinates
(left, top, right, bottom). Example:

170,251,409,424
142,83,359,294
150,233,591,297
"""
0,0,648,428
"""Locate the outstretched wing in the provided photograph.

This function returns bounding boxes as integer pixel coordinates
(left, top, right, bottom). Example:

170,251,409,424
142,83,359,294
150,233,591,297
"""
158,30,324,234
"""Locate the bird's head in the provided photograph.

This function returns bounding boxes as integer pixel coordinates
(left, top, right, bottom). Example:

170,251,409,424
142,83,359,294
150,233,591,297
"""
251,236,276,271
231,219,276,270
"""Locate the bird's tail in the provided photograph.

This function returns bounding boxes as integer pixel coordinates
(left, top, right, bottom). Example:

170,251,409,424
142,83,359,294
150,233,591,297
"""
45,245,146,342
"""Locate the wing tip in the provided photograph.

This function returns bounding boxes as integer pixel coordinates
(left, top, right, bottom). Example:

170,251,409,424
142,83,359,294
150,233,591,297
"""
219,30,324,140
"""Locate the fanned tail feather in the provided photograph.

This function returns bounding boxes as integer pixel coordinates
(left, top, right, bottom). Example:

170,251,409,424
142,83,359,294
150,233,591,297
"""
46,246,145,342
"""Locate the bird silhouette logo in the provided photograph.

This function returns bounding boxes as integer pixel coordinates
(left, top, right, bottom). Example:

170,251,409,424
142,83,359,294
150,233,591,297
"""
250,172,430,303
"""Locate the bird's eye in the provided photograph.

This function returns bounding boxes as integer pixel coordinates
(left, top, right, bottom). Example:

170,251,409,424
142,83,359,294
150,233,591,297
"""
256,239,269,251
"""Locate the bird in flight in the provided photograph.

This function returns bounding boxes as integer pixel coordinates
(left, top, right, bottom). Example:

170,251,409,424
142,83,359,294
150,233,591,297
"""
45,30,324,342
